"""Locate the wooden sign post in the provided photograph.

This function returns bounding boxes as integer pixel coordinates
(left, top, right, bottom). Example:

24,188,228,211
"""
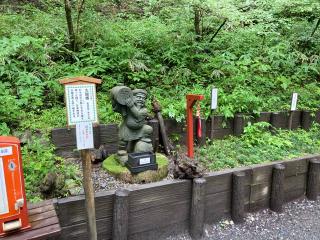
210,88,218,140
288,93,298,130
60,76,101,240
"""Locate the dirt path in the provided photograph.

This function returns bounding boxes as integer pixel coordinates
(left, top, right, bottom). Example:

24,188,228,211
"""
167,198,320,240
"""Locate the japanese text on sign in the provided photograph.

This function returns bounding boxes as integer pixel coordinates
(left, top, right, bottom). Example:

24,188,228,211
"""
65,84,98,125
76,122,94,150
0,147,12,157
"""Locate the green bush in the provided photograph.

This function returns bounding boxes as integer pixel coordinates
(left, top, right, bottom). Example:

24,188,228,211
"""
198,123,320,170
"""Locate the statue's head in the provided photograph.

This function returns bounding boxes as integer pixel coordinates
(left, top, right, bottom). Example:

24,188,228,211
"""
133,89,147,108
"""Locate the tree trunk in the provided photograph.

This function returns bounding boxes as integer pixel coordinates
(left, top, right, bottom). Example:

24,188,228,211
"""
194,5,201,41
64,0,76,51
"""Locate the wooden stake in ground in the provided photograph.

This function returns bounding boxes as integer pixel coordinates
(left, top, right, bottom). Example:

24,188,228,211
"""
81,149,97,240
152,98,171,155
59,76,102,240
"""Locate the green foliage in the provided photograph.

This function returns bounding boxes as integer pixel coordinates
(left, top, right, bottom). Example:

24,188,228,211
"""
198,123,320,170
1,0,320,128
22,136,79,202
1,0,320,199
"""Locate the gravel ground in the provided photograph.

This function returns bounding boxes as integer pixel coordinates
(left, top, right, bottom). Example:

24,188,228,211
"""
167,198,320,240
91,162,138,191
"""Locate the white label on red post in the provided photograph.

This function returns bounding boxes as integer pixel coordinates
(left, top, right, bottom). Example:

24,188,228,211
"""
0,157,9,215
65,84,98,126
0,147,12,157
291,93,298,111
211,88,218,110
76,122,94,150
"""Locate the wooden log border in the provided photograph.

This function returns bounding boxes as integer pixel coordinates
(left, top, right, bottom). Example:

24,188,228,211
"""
51,154,320,240
51,110,320,157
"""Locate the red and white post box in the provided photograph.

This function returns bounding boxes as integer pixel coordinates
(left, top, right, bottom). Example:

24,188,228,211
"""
0,136,30,237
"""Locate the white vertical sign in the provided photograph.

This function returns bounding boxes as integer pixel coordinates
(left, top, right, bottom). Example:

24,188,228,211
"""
0,157,9,215
76,122,94,150
291,93,298,111
211,88,218,110
65,84,98,125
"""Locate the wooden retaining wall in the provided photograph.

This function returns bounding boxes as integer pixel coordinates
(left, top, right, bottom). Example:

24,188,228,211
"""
51,110,320,157
54,154,320,240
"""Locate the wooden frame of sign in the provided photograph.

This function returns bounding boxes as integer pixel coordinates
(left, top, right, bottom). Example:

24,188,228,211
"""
59,76,102,127
59,76,101,240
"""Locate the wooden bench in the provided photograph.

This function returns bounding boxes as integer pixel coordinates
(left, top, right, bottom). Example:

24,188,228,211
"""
3,199,61,240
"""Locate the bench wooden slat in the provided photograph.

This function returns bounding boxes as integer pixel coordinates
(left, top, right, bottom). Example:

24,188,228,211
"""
1,201,61,239
28,204,54,216
4,224,61,240
29,210,57,223
27,200,54,210
31,216,59,230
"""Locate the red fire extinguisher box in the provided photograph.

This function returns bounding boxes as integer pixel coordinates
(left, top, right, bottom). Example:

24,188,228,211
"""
0,136,30,237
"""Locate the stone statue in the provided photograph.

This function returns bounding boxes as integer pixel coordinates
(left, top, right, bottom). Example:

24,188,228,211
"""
111,85,153,165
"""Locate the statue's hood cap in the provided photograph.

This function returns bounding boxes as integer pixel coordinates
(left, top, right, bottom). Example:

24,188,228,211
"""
132,89,147,96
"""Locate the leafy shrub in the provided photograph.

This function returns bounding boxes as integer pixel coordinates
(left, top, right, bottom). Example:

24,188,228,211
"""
22,136,79,202
198,123,320,170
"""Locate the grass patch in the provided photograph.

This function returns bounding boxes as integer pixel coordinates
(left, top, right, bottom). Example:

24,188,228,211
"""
197,122,320,170
103,153,169,183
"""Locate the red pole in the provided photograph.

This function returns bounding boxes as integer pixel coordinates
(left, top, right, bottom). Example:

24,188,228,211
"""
186,94,204,158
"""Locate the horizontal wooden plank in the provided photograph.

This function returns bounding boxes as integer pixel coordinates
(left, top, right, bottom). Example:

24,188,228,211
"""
205,190,231,223
56,190,114,227
254,112,271,123
129,180,191,213
51,126,101,148
31,216,59,230
129,200,190,235
271,111,289,129
28,204,55,217
5,224,61,240
283,157,309,177
285,188,305,202
250,182,271,203
59,217,112,240
29,210,57,223
129,220,188,240
251,163,274,184
99,124,118,144
27,199,56,210
249,197,270,212
210,128,233,139
284,174,307,193
205,167,252,195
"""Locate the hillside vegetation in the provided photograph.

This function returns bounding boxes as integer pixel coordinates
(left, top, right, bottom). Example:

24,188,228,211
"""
1,0,320,201
1,0,319,133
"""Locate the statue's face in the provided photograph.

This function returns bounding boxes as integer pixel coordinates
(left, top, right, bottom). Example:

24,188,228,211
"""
133,93,146,107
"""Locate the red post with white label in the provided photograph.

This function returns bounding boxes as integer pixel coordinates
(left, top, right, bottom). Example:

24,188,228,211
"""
0,136,30,237
186,94,204,158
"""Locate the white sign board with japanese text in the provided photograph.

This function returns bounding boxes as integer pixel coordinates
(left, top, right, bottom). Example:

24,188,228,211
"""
76,122,94,150
211,88,218,110
0,157,9,215
291,93,298,111
65,84,98,126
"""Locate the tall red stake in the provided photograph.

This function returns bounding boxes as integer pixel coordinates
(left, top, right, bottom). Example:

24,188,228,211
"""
186,94,204,158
